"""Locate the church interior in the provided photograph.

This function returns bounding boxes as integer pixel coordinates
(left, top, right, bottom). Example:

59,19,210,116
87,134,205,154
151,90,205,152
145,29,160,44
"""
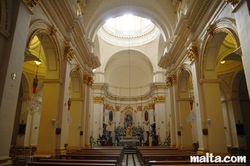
1,0,250,165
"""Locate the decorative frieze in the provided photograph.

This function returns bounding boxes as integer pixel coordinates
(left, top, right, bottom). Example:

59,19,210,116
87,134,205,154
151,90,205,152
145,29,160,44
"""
93,96,104,103
187,45,198,62
64,46,74,61
154,96,166,103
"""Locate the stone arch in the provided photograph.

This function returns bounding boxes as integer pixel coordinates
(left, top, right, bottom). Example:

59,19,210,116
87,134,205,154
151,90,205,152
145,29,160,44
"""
70,69,83,98
200,18,240,80
27,28,61,80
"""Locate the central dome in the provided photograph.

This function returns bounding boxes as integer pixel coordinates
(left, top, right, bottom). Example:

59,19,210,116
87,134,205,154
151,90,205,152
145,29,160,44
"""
98,15,159,47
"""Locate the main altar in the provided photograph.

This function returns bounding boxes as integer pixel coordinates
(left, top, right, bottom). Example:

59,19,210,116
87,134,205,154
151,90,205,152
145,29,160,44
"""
114,125,144,147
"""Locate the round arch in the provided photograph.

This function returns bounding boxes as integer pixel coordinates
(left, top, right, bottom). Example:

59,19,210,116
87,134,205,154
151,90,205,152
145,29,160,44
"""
199,18,240,80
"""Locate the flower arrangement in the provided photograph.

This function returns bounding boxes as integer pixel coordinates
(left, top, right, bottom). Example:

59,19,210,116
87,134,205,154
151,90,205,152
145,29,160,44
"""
149,130,155,137
164,136,171,146
89,136,94,146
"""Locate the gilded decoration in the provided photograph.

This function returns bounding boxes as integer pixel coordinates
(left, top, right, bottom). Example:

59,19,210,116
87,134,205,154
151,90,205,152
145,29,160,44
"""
64,46,74,61
115,106,120,112
121,105,134,113
143,105,149,110
225,0,242,9
148,103,154,109
87,76,94,86
108,105,115,112
154,96,166,103
171,74,176,84
49,26,57,36
93,96,104,103
23,0,39,9
137,105,142,111
206,24,217,36
83,75,89,84
166,75,173,87
187,46,198,62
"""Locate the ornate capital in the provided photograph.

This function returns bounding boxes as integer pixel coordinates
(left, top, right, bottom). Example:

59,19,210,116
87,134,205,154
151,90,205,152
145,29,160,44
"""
148,103,154,109
225,0,241,8
64,46,74,61
93,96,104,103
154,96,166,103
143,105,149,111
23,0,39,9
137,105,142,111
87,76,94,86
187,46,198,62
166,75,173,87
171,74,176,84
115,106,120,112
83,75,89,84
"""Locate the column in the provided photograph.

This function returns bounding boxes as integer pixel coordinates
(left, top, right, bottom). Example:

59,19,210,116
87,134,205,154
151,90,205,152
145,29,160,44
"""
55,46,73,153
166,74,177,148
35,79,62,155
92,96,104,139
233,0,250,97
177,99,193,150
154,95,167,143
82,75,93,147
200,79,228,155
226,98,247,147
0,0,33,162
171,74,181,148
67,98,83,149
80,75,87,148
189,47,209,155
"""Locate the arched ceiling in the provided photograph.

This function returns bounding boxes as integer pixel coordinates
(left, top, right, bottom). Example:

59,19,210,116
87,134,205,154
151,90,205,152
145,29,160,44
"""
105,50,153,89
84,0,176,43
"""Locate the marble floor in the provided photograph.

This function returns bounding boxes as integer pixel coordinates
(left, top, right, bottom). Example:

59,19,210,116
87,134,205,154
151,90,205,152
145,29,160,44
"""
122,153,140,166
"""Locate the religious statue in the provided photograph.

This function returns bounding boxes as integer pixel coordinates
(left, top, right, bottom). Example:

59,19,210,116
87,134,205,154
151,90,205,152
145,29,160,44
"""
126,123,132,137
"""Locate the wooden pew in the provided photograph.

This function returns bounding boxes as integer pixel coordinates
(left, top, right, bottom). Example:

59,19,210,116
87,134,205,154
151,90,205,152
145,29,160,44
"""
148,160,247,166
149,164,246,166
27,162,116,166
137,149,196,165
40,159,118,166
59,154,121,166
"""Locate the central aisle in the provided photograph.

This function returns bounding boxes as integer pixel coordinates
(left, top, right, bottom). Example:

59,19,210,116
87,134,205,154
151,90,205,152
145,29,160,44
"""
122,153,140,166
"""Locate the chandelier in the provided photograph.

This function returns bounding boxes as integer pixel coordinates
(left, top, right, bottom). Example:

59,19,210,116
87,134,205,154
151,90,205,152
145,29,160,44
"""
22,35,43,114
